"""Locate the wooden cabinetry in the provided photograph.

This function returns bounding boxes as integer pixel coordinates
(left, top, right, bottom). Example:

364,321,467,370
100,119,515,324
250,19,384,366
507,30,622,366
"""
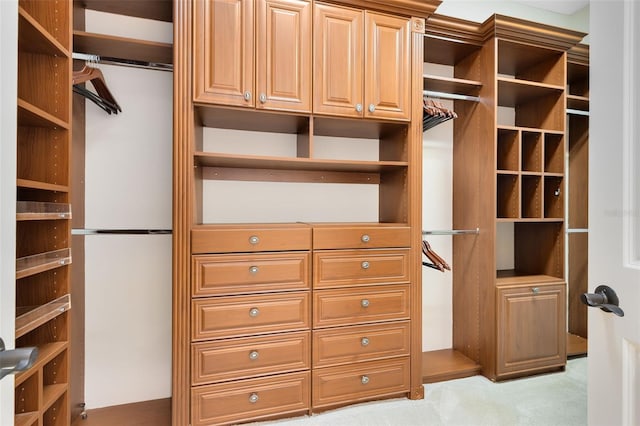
15,1,72,424
313,3,410,120
194,0,312,112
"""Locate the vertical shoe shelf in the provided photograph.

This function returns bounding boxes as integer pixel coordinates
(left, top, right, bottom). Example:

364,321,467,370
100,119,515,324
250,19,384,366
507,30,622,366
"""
15,0,72,425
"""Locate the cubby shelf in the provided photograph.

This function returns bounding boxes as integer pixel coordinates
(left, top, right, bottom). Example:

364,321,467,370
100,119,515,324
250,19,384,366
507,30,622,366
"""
73,30,173,64
16,202,72,221
15,412,38,426
16,248,72,280
15,294,71,339
42,384,68,413
16,179,69,193
18,7,69,57
15,342,68,387
17,98,70,130
567,94,589,111
497,77,564,107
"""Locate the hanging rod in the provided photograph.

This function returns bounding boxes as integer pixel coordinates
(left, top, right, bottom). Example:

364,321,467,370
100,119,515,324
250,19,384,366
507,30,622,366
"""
567,228,589,234
72,52,173,72
566,108,589,116
422,228,479,236
72,229,172,235
423,90,480,102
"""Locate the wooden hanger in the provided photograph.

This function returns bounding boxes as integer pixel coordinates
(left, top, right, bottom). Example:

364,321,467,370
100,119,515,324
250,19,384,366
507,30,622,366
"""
73,65,122,114
421,240,451,272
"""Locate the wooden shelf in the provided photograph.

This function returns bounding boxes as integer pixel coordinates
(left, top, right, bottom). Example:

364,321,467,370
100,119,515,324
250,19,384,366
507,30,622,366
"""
80,0,173,22
16,202,72,221
16,294,71,338
42,383,68,412
497,77,564,108
15,342,68,386
422,349,481,383
567,94,589,111
496,272,564,286
16,179,69,193
15,411,39,426
73,30,173,64
17,98,70,129
496,218,564,223
423,74,481,97
423,35,482,66
16,249,72,280
18,7,69,57
497,125,563,136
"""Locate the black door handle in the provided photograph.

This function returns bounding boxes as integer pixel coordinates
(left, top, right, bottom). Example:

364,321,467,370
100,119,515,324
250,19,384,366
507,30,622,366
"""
581,285,625,317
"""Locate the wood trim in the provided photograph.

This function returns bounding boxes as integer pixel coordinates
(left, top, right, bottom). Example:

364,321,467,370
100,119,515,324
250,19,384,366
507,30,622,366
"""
322,0,440,18
568,43,589,66
424,14,485,46
77,0,173,22
71,398,171,426
172,0,193,425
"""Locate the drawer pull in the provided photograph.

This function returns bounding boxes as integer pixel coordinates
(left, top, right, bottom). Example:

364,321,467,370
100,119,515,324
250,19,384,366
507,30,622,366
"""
355,103,363,113
361,375,370,385
361,337,370,347
249,308,260,317
532,287,540,294
361,299,370,308
249,235,260,245
249,393,259,404
249,350,259,361
368,104,375,113
361,234,370,243
361,261,370,270
249,266,259,274
244,91,251,101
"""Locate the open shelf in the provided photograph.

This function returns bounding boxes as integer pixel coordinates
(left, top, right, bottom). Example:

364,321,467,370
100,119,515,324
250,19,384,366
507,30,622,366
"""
497,39,565,86
423,74,481,97
16,179,69,193
567,94,589,111
15,411,38,426
18,7,69,57
17,98,70,130
422,349,481,383
15,342,68,386
16,202,72,221
497,78,563,107
81,0,173,22
16,248,72,280
73,30,173,64
496,272,564,286
497,173,519,219
15,294,71,339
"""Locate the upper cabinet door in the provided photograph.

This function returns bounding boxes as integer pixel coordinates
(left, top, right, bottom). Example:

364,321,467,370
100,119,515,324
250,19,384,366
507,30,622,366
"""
313,3,363,118
364,12,410,121
256,0,312,113
194,0,255,107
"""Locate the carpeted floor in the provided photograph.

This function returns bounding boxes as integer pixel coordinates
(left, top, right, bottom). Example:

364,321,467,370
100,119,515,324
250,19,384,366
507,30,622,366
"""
254,357,587,426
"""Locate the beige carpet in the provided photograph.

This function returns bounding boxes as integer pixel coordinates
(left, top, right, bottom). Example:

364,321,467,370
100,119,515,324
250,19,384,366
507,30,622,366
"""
254,357,587,426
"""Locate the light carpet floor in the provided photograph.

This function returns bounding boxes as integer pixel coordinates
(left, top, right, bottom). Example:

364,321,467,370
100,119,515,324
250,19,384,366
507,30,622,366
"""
253,357,587,426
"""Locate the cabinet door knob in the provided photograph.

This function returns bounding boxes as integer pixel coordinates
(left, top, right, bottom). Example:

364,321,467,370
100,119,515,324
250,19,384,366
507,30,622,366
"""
531,287,540,294
249,393,259,403
355,103,363,113
249,350,259,361
249,266,259,274
361,375,370,384
249,308,260,317
361,261,370,270
244,91,252,101
249,235,260,245
361,337,370,346
361,299,370,308
361,234,370,243
259,93,267,103
368,104,375,113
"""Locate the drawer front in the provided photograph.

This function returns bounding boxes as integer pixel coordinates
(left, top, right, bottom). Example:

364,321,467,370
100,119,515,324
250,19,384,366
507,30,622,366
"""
192,331,311,384
193,292,310,340
192,225,311,254
313,249,410,289
313,285,410,328
312,226,410,249
313,321,410,368
192,371,310,426
312,358,409,409
193,252,310,296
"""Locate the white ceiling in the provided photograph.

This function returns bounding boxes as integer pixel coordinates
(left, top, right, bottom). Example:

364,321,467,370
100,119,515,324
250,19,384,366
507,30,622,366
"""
513,0,589,15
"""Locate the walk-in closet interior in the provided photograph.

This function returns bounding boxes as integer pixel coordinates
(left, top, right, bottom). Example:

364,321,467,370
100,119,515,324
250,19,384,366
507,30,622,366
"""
9,0,590,424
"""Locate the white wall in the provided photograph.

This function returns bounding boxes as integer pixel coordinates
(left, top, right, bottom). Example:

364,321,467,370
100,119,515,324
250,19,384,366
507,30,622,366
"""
82,11,173,409
0,1,17,423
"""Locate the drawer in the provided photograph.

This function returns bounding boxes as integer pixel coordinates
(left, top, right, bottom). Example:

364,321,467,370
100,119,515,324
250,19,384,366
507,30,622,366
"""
193,252,310,296
192,224,311,254
313,285,410,328
192,371,310,426
312,225,410,249
313,321,410,368
192,331,310,384
313,249,410,289
193,292,310,340
312,358,409,409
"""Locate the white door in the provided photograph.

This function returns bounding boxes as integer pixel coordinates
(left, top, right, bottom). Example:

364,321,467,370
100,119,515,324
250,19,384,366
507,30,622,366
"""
589,1,640,425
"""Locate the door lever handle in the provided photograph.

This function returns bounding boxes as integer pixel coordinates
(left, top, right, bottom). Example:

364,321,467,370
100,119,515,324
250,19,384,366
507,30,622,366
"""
581,285,625,317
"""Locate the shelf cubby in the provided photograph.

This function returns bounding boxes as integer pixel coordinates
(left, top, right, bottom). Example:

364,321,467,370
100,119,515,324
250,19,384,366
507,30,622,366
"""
544,176,564,219
497,39,565,87
14,372,39,417
544,133,565,173
73,30,173,65
423,74,482,97
18,7,69,57
497,173,519,219
497,78,564,131
43,389,68,426
16,202,72,221
513,222,564,278
497,128,519,171
15,412,38,426
19,0,70,48
521,131,542,172
521,175,542,219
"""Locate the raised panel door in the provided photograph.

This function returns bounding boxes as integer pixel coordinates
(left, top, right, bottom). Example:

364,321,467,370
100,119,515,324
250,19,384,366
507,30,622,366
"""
194,0,255,106
313,3,363,118
364,11,410,121
256,0,311,112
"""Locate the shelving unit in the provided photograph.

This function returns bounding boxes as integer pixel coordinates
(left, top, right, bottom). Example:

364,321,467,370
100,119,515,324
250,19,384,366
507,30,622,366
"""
15,0,72,424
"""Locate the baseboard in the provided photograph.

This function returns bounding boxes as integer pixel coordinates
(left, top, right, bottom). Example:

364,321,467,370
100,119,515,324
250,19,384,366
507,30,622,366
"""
71,398,171,426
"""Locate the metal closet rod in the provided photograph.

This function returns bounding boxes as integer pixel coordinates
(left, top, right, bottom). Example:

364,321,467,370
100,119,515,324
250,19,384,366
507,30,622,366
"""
422,228,480,235
72,229,172,235
72,52,173,72
566,108,589,116
423,90,480,102
567,228,589,233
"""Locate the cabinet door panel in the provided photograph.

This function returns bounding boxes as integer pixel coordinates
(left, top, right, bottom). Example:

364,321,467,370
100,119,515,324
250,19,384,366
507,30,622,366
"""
194,0,254,106
364,12,410,121
256,0,311,112
313,3,363,118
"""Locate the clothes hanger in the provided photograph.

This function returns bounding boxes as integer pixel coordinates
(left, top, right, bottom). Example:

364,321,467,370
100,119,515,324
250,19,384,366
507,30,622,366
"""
421,240,451,272
73,64,122,114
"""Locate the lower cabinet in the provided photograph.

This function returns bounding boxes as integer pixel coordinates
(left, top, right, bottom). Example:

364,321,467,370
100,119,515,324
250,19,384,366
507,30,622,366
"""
496,279,567,379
